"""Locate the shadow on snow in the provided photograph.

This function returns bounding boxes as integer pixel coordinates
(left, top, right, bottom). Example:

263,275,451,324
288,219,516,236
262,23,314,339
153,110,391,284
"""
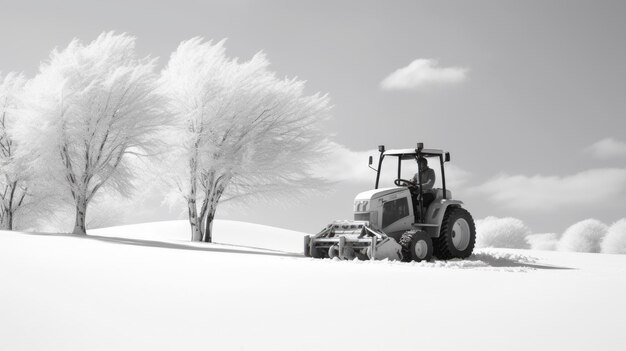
18,230,302,259
14,231,574,270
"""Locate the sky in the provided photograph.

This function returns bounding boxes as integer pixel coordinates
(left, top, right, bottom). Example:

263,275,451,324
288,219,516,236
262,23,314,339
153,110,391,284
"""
1,0,625,234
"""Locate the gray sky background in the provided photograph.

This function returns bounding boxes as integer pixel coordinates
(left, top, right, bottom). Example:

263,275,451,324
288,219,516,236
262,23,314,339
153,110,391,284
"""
2,0,625,234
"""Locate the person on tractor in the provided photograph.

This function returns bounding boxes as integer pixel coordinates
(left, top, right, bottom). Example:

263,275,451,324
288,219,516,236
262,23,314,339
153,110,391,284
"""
412,157,435,191
411,157,436,217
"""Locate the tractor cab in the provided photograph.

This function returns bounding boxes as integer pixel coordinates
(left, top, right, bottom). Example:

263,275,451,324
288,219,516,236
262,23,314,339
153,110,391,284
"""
367,143,451,223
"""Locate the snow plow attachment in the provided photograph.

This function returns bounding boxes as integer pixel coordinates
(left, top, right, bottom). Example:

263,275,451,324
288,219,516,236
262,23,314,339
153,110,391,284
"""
304,220,402,261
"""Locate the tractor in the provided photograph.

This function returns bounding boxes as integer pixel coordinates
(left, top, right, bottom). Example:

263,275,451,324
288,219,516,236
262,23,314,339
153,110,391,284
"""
304,143,476,262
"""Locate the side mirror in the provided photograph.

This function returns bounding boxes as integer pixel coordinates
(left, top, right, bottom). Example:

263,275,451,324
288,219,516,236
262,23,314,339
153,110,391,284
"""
368,155,378,172
378,145,385,153
416,142,424,151
445,152,451,162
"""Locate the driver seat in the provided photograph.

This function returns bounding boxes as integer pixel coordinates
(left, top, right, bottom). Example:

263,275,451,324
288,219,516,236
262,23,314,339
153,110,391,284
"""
410,189,435,219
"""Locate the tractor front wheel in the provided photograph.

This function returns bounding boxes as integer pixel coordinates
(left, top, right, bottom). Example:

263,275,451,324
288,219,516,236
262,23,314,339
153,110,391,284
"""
409,231,433,262
400,230,433,262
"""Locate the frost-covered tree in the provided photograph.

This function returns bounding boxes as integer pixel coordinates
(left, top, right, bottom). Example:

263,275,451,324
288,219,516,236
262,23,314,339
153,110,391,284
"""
161,38,330,242
475,216,531,249
600,219,626,254
525,233,559,251
18,32,168,235
0,73,30,230
557,219,608,253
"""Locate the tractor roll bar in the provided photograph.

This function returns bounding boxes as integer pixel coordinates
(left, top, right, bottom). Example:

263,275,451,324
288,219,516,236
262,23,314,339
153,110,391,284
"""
373,143,449,201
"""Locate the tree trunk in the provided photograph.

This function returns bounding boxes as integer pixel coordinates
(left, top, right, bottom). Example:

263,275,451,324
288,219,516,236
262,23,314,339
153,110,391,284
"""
0,209,7,230
188,197,202,241
72,195,88,235
6,210,12,231
202,181,225,243
5,181,16,230
203,206,215,243
186,142,203,241
187,162,203,241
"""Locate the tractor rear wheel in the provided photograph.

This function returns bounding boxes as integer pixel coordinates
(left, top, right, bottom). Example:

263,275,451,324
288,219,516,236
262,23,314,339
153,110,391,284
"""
434,207,476,260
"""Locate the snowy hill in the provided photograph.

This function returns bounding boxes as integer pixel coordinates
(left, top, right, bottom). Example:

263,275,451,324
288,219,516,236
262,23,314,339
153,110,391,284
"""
91,219,306,254
1,220,625,351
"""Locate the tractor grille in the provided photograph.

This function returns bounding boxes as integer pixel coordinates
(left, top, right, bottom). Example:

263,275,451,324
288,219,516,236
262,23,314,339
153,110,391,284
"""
354,212,371,221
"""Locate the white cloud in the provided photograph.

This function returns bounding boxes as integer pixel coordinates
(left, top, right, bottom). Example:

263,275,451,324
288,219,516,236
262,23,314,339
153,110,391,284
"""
313,142,378,184
443,164,472,188
585,137,626,159
470,168,626,211
380,59,467,91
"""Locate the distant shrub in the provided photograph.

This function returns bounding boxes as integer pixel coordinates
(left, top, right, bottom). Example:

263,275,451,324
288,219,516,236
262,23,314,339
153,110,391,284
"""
476,216,531,249
557,219,608,253
526,233,559,251
601,219,626,254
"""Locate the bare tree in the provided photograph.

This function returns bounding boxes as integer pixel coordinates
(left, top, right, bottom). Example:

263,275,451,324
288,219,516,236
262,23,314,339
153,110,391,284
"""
0,73,29,230
161,38,331,242
18,32,168,235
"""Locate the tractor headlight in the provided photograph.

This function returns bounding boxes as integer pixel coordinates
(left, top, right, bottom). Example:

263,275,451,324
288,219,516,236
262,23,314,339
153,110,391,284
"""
354,200,369,212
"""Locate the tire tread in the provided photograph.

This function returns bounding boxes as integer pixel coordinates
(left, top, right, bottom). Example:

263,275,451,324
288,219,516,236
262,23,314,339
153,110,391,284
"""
433,207,476,260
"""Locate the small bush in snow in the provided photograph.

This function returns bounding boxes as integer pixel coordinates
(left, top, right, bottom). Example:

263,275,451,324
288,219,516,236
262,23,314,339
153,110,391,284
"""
600,219,626,254
557,219,608,253
475,216,531,249
526,233,559,251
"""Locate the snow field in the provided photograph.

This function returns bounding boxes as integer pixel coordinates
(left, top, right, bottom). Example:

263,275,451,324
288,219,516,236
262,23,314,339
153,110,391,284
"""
1,220,626,351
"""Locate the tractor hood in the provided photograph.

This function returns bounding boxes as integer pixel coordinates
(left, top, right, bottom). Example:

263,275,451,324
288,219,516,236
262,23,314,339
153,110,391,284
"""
354,187,406,201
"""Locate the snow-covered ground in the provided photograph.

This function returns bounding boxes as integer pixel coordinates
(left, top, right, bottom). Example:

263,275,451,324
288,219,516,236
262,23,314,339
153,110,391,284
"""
1,220,625,351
